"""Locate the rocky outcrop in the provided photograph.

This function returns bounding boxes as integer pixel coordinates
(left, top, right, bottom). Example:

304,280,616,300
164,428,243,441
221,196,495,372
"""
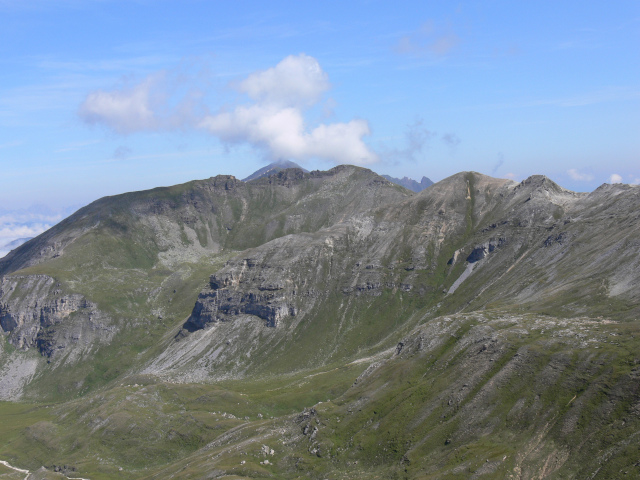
183,232,339,331
181,173,640,353
187,272,296,329
0,275,113,361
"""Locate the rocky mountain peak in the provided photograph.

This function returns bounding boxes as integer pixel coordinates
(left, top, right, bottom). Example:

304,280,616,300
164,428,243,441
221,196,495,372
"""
242,159,308,182
381,173,434,192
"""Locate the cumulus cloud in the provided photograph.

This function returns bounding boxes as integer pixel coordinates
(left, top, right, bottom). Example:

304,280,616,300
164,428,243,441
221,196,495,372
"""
79,75,161,133
238,54,329,107
201,104,375,164
79,69,204,134
609,173,623,184
200,54,378,165
79,54,377,165
567,168,594,181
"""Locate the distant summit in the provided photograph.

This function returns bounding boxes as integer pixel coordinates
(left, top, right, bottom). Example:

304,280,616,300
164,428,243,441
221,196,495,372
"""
243,160,308,182
243,162,433,193
382,174,434,192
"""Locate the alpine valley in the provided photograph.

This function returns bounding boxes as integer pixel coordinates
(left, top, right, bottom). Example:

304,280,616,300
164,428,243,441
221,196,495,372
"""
0,164,639,479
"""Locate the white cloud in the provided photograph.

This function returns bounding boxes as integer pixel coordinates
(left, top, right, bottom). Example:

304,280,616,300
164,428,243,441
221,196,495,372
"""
79,54,378,165
504,173,518,180
0,222,52,258
609,173,623,184
200,54,378,165
239,54,329,107
201,104,376,165
78,69,204,134
567,168,594,181
0,223,50,242
79,75,160,134
0,210,65,226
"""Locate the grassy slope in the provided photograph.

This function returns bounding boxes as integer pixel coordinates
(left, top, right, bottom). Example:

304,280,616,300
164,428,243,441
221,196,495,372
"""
125,312,640,480
0,172,638,478
0,361,370,479
0,166,410,401
1,309,637,479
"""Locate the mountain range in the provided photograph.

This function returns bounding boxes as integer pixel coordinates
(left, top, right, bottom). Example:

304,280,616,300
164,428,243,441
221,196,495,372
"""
0,164,638,479
241,160,434,192
381,174,433,192
242,159,310,182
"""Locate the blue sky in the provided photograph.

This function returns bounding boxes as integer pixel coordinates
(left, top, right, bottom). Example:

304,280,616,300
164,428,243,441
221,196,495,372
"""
0,0,639,251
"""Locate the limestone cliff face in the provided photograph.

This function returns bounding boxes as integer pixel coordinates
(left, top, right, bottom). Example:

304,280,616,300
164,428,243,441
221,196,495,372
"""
181,172,640,360
188,272,295,329
0,275,113,362
183,172,518,337
185,230,347,331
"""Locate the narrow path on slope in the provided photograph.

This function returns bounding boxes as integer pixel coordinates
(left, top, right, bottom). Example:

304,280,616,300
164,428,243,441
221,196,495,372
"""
0,459,90,480
0,459,29,479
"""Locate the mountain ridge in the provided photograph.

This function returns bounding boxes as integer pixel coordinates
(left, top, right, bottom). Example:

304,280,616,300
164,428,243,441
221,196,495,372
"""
0,165,639,479
381,173,434,192
242,159,309,182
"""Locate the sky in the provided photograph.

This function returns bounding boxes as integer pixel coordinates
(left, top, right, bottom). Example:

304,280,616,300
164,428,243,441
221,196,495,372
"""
0,0,639,254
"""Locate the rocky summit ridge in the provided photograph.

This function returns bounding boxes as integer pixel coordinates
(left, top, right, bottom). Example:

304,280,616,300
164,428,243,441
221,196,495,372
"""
0,165,639,479
381,173,434,192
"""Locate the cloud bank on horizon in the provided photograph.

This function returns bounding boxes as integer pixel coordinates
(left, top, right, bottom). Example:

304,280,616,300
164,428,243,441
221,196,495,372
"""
79,54,378,166
0,209,69,259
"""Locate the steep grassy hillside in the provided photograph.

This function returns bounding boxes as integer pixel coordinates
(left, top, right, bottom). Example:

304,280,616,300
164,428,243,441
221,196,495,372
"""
4,310,635,479
123,312,640,480
0,166,411,401
0,167,638,479
0,166,409,276
148,172,638,383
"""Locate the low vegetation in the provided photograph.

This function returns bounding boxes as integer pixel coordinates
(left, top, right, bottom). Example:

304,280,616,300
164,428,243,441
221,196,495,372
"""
0,167,638,478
